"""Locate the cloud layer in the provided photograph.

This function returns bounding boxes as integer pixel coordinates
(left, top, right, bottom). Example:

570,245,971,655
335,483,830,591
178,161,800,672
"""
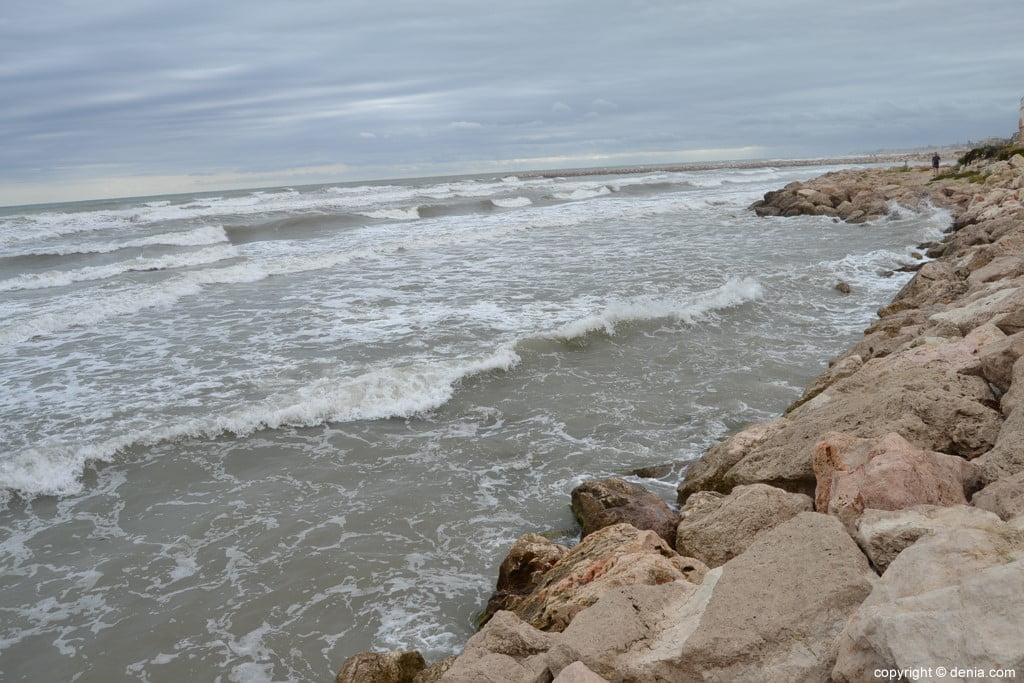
1,0,1021,203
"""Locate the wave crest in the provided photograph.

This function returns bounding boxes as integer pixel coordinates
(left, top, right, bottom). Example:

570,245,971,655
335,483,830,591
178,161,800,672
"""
491,197,532,208
551,277,764,341
0,347,522,503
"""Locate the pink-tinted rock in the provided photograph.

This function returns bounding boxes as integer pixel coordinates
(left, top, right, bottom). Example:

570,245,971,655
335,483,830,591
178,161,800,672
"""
814,432,983,529
885,321,1003,374
680,362,999,503
482,533,570,626
511,523,706,632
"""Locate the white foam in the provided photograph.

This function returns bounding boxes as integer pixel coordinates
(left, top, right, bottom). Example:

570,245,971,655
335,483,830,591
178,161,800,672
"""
4,225,230,257
0,279,205,346
0,347,522,502
551,277,765,340
0,209,578,347
491,196,532,208
552,186,612,201
358,207,421,221
0,245,238,292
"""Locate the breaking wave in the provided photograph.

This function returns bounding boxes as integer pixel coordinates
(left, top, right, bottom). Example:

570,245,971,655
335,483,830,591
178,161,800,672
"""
358,207,422,221
0,347,522,503
491,197,533,209
550,277,765,341
0,245,238,292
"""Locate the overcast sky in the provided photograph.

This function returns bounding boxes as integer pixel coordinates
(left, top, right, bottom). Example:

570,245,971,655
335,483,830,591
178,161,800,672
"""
1,0,1021,205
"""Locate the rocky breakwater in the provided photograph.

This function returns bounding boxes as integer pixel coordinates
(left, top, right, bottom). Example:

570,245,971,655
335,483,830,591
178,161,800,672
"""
336,145,1024,683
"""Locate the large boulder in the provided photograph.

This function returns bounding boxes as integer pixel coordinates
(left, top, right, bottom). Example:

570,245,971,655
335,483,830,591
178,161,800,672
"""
655,513,876,681
336,650,426,683
813,432,983,530
677,419,787,503
482,534,570,626
570,478,677,547
882,321,1003,375
548,512,877,682
853,504,1002,572
877,261,966,317
678,361,999,502
511,523,706,632
675,483,812,567
833,519,1024,682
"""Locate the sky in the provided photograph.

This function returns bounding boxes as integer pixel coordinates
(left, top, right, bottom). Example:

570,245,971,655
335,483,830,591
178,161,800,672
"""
1,0,1021,206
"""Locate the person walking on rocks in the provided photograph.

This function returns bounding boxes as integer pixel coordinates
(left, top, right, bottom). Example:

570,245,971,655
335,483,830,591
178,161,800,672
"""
932,152,941,175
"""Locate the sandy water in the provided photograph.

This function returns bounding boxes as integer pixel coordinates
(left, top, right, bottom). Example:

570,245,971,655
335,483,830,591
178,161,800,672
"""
0,166,945,680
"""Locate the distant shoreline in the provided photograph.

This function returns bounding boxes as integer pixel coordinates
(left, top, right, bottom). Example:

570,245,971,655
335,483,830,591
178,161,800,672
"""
517,151,967,180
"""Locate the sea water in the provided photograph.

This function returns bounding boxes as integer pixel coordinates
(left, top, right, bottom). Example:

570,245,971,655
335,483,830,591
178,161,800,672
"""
0,166,946,680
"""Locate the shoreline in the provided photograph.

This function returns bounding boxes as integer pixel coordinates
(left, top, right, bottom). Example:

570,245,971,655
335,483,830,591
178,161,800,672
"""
338,143,1024,682
514,150,966,180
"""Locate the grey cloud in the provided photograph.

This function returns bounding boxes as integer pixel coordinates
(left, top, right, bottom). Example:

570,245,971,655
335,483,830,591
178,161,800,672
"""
1,0,1022,201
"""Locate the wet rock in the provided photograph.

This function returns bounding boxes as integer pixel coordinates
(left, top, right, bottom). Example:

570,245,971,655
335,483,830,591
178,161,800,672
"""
511,523,706,632
675,484,812,567
626,462,675,479
413,657,455,682
570,477,677,547
677,419,788,503
336,650,426,683
482,534,570,627
835,281,852,294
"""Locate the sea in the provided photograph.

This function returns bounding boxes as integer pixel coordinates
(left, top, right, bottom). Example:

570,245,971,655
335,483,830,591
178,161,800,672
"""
0,164,947,681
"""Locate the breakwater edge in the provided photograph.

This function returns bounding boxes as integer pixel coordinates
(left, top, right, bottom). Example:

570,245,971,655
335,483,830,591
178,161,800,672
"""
340,142,1024,681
